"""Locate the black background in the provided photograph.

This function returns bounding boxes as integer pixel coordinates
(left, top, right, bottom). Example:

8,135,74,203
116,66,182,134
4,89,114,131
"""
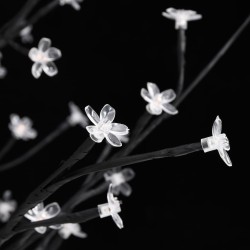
0,0,250,249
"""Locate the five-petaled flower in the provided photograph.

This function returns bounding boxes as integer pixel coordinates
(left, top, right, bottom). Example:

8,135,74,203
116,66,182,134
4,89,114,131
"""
28,37,62,79
201,116,232,167
85,104,129,147
0,190,17,223
98,184,123,229
162,8,202,30
104,168,135,197
141,82,178,115
59,0,83,11
58,223,87,239
9,114,37,141
24,202,61,234
67,102,88,127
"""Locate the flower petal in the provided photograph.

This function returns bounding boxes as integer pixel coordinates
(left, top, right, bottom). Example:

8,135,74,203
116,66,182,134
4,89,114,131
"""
121,168,135,182
212,116,222,136
161,103,178,115
44,202,61,219
100,104,115,122
111,213,123,229
106,133,122,147
86,125,98,134
161,89,176,103
141,88,152,103
147,82,160,97
47,47,62,60
38,38,51,52
111,123,129,135
218,149,232,167
90,133,104,143
32,62,43,79
43,62,58,77
119,183,132,197
35,226,47,234
28,48,39,62
10,114,19,125
85,106,100,125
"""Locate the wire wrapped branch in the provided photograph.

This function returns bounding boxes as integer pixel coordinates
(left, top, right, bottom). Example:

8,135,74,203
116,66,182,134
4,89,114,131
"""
14,208,99,233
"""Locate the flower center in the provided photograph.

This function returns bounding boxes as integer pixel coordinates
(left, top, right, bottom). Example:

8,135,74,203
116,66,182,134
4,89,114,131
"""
97,120,112,134
16,123,27,136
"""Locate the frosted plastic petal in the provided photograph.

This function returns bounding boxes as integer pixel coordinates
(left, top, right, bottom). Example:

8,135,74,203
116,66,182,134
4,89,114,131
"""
106,133,122,147
90,133,104,143
86,125,98,134
218,149,232,167
112,213,123,229
147,82,160,97
44,202,61,218
100,104,116,122
28,48,39,62
10,114,19,125
161,103,178,115
119,183,132,197
85,106,100,125
110,123,129,135
111,185,121,195
121,168,135,181
212,116,222,136
47,47,62,60
43,62,58,77
141,88,152,102
161,89,176,103
35,226,47,234
38,38,51,52
32,62,43,79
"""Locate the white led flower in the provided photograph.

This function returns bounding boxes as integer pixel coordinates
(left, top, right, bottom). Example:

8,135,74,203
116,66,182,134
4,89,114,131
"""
0,190,17,223
162,8,202,30
9,114,37,141
98,184,123,229
20,25,33,44
67,102,88,127
59,0,83,11
104,168,135,197
85,104,129,147
24,202,61,234
28,37,62,79
141,82,178,115
58,223,87,239
201,116,232,167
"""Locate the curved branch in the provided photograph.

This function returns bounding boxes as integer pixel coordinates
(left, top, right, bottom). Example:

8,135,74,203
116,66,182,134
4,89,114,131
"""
14,208,99,233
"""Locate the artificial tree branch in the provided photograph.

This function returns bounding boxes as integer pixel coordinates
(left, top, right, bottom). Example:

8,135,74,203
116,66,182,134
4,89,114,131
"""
0,137,16,162
176,28,186,96
124,13,250,155
14,208,99,233
0,121,70,173
51,142,202,189
0,137,95,245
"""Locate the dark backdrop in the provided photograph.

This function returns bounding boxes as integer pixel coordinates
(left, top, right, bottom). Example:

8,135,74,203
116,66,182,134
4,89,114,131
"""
0,0,249,249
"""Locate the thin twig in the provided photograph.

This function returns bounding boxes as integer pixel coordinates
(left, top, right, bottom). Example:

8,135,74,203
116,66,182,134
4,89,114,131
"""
0,121,70,173
14,208,99,233
123,13,250,155
0,137,16,162
176,28,186,96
